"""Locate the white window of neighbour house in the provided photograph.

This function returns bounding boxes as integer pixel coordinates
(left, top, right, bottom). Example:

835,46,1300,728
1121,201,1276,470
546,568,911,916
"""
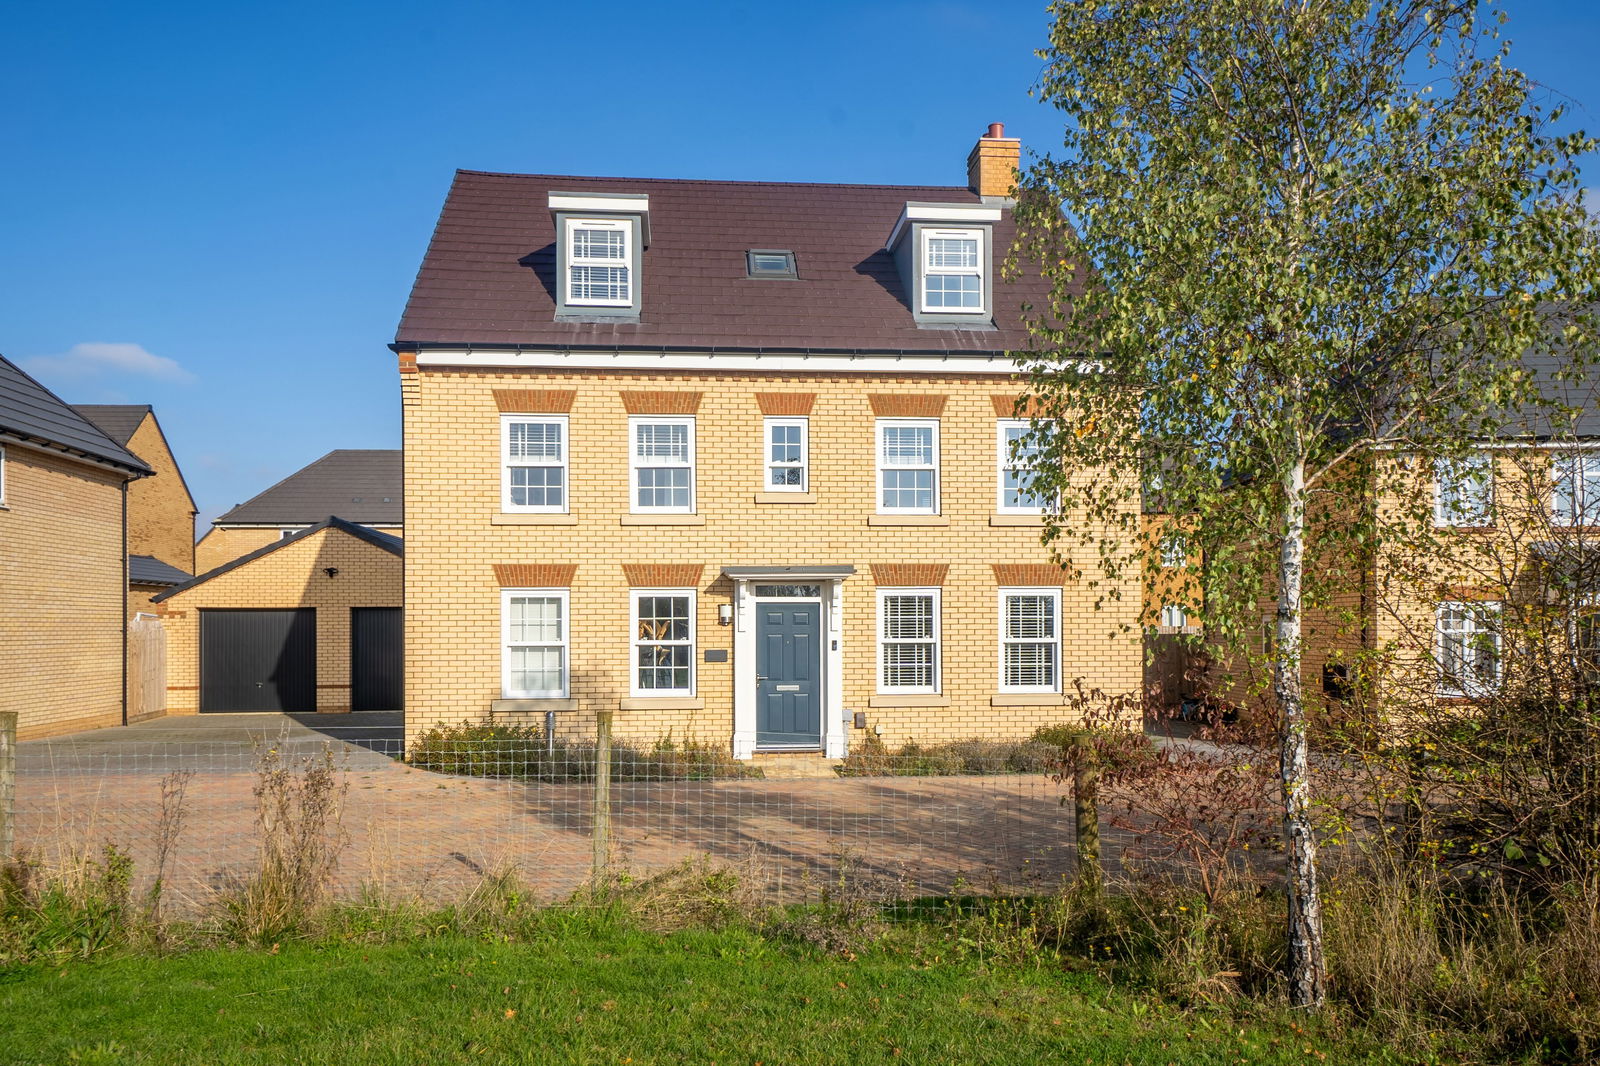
877,419,938,514
764,417,808,491
502,589,569,698
1552,451,1600,526
565,218,632,306
1435,601,1501,697
1434,453,1493,527
921,228,983,312
1159,604,1189,629
999,588,1061,692
878,589,940,693
502,415,568,512
632,590,695,695
1160,533,1189,569
630,416,694,513
997,420,1050,513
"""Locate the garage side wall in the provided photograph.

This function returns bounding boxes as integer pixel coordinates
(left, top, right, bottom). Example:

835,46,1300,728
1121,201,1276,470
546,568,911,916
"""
156,528,402,714
0,447,128,740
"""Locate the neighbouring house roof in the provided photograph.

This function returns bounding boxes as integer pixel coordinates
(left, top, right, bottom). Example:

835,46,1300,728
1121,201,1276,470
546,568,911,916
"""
395,170,1064,353
214,449,402,526
0,356,151,475
128,554,192,587
1508,349,1600,440
153,516,403,602
71,404,151,446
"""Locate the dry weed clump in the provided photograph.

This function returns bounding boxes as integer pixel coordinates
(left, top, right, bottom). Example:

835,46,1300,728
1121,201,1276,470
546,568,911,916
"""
214,743,349,943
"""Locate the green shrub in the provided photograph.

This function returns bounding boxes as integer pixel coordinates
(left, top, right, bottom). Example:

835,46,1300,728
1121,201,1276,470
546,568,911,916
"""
407,721,759,782
835,734,1064,777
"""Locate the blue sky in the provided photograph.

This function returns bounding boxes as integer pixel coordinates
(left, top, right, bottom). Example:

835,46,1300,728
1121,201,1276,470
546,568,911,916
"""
5,1,1599,530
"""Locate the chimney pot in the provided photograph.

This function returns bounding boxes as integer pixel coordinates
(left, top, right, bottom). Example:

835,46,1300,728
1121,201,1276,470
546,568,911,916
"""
986,122,1005,139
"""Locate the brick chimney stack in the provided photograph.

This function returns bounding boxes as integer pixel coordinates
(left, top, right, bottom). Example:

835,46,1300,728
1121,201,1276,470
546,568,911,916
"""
966,122,1021,199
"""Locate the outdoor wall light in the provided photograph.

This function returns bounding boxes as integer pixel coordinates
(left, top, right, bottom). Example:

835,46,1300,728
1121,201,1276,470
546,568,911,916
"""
717,603,733,626
323,567,339,579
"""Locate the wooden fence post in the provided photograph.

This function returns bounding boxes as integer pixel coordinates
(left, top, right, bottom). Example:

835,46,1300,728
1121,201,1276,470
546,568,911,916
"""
1072,733,1101,892
591,709,613,888
0,711,16,863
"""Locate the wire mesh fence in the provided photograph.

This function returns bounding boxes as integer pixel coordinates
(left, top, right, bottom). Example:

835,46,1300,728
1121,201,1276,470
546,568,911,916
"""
8,714,1108,917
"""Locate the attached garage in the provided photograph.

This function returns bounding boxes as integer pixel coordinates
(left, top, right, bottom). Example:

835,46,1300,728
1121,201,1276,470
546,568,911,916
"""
153,516,403,715
200,609,317,712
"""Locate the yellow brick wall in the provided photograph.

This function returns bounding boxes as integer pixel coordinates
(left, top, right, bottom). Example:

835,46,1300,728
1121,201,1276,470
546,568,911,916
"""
155,526,402,714
0,445,128,739
196,525,402,573
123,413,196,573
402,367,1143,750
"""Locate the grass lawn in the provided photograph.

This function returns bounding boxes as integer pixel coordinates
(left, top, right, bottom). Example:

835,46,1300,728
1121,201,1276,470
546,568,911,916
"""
0,923,1401,1066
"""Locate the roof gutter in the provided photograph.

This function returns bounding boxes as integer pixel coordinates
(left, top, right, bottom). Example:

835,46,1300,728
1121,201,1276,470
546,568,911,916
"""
390,341,1042,359
0,430,151,478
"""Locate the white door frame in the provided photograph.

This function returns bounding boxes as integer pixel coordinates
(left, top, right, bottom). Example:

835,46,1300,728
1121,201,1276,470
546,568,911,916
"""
730,576,846,759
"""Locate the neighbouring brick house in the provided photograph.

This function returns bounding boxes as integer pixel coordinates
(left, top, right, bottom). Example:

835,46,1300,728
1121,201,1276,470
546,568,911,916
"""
152,517,403,714
0,355,152,740
393,126,1143,759
195,449,402,572
73,404,198,617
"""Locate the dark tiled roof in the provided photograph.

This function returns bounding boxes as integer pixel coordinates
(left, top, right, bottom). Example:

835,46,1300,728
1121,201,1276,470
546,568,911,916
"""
1511,349,1600,439
72,404,151,446
128,554,192,587
153,516,403,602
396,171,1065,353
216,450,402,526
0,356,150,474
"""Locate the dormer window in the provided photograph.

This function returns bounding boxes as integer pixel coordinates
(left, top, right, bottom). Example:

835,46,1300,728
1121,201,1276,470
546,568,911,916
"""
922,229,982,311
548,192,649,319
568,219,632,305
884,201,999,326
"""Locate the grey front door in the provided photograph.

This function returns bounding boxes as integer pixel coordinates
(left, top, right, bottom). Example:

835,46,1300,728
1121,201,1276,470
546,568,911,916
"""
756,601,822,749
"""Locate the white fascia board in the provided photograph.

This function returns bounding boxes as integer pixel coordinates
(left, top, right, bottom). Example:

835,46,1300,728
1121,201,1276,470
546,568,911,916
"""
414,349,1028,376
885,202,1004,251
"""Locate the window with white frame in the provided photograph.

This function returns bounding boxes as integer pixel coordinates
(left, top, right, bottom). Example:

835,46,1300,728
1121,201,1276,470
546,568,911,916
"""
1434,453,1492,527
502,415,568,512
1552,451,1600,526
502,589,569,698
1000,588,1061,692
1160,533,1189,569
877,419,939,513
997,420,1050,513
764,417,808,491
632,590,695,695
878,589,940,692
920,228,983,312
630,416,694,513
1159,604,1188,629
1435,601,1501,696
565,218,631,306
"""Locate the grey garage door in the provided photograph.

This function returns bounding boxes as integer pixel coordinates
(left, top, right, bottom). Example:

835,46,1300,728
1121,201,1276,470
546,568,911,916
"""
351,607,403,711
199,609,316,712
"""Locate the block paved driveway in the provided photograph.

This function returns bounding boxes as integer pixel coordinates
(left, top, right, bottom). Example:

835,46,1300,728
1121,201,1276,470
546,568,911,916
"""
15,713,1115,914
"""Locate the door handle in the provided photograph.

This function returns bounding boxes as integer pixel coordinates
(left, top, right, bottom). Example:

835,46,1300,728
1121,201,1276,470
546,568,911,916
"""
756,675,769,681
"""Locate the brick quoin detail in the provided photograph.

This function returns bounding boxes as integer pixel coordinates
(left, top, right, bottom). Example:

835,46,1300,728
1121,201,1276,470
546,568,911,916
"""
871,563,949,587
990,394,1049,418
397,351,418,375
620,391,703,415
992,564,1070,586
755,392,817,416
493,563,578,587
621,564,704,587
493,389,576,414
869,394,948,418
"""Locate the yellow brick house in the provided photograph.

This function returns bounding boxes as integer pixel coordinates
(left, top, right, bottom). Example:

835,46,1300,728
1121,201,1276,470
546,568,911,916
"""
393,127,1143,758
0,356,153,739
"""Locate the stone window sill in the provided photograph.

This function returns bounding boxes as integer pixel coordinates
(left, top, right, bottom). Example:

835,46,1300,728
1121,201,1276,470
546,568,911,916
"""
867,515,950,527
620,514,706,526
868,694,950,707
754,492,817,504
491,698,579,712
618,696,705,711
493,513,579,525
991,693,1067,707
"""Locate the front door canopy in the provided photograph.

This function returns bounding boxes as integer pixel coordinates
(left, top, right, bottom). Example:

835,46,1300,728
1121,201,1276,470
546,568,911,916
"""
721,565,855,582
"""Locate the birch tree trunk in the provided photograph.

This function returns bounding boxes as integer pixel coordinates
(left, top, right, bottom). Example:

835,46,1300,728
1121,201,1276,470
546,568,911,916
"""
1277,457,1328,1007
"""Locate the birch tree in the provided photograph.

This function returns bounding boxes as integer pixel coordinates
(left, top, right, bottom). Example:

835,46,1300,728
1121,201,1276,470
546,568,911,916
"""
1012,0,1598,1007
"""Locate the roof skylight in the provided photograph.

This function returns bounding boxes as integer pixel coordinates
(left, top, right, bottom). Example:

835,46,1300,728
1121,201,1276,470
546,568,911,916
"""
746,250,798,279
